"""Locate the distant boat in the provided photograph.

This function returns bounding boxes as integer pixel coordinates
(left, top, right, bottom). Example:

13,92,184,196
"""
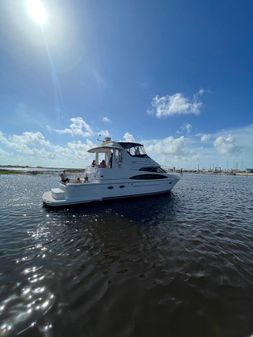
42,138,180,207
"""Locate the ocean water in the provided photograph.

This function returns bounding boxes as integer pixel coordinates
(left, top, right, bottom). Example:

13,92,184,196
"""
0,173,253,337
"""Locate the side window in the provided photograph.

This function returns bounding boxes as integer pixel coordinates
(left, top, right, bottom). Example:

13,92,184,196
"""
130,174,167,180
139,167,166,173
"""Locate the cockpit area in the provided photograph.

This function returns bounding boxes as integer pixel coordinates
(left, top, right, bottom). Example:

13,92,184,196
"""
87,140,150,169
88,144,123,168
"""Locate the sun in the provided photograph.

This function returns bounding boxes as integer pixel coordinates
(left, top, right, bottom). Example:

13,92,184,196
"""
26,0,48,25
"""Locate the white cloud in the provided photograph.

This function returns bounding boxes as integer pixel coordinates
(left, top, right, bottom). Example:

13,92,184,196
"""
123,132,135,142
0,130,95,167
141,124,253,168
142,135,202,168
0,131,51,154
54,117,93,138
178,123,192,134
66,140,94,160
10,131,50,146
0,132,51,161
102,116,111,123
148,90,204,118
200,134,211,142
144,136,186,156
213,135,238,154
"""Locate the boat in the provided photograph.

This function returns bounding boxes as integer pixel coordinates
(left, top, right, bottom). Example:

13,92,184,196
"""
42,138,180,207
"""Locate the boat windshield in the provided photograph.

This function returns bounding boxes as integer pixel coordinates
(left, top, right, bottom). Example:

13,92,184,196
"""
127,145,147,157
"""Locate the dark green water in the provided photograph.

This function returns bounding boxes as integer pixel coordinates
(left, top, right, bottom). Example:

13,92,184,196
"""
0,174,253,337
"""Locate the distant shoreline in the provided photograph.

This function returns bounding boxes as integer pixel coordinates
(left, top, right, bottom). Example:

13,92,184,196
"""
0,168,84,175
1,168,252,176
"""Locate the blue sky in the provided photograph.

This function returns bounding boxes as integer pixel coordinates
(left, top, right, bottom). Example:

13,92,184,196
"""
0,0,253,168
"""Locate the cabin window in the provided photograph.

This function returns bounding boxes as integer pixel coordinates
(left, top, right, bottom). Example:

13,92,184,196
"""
119,185,125,188
129,174,167,180
107,186,114,189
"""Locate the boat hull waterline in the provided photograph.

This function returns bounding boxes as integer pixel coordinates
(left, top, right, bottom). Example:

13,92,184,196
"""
42,177,179,207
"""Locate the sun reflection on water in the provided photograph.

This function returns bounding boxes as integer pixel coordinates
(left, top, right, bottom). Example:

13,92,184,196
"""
0,221,56,336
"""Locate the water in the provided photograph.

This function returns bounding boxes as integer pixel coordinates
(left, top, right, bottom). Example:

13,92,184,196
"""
0,174,253,337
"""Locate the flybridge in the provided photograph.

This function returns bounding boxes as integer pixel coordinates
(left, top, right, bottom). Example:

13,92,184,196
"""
88,140,148,159
101,137,143,149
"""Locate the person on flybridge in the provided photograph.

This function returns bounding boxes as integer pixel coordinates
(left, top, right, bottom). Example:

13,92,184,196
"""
60,170,69,184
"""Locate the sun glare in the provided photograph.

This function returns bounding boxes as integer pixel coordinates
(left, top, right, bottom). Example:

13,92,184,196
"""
26,0,48,25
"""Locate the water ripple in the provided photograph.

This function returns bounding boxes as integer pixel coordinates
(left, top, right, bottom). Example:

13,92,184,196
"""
0,174,253,337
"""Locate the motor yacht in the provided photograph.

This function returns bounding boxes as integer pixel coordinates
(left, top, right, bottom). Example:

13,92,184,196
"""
42,138,180,207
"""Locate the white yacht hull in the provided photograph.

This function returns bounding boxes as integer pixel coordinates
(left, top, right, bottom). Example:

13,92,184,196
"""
42,176,180,207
